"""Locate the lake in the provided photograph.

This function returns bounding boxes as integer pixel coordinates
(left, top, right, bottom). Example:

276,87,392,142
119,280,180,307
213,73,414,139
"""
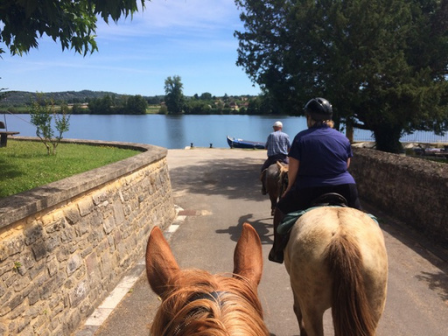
3,114,447,149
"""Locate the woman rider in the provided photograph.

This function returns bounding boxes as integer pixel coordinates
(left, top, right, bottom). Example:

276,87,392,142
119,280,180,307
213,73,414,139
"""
268,97,361,263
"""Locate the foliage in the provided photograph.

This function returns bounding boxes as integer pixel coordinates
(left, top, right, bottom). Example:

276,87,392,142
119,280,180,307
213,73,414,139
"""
164,76,185,114
86,94,147,114
126,95,148,114
87,95,113,114
0,0,146,56
30,96,70,155
235,0,448,153
0,140,138,198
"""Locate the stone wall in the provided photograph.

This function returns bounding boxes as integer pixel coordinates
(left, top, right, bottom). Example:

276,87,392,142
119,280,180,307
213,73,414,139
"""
350,148,448,246
0,140,175,335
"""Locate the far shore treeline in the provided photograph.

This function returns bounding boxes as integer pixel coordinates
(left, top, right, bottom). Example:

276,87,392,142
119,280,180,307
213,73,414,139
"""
0,90,278,116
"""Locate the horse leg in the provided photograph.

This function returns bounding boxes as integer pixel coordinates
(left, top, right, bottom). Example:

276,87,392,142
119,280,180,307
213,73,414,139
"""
291,288,307,336
260,169,267,195
269,194,277,216
300,308,325,336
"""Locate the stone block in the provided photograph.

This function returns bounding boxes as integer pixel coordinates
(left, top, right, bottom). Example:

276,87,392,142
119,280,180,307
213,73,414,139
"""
47,258,59,277
40,274,63,300
64,204,81,225
92,190,107,206
45,236,60,253
67,254,83,276
78,197,94,217
31,241,47,261
113,201,125,226
56,245,70,262
85,252,98,277
6,236,24,256
45,216,65,234
63,310,82,335
0,242,8,262
69,280,89,308
102,216,115,235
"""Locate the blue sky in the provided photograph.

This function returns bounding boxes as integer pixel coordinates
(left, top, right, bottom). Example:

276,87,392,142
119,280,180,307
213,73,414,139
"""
1,0,260,97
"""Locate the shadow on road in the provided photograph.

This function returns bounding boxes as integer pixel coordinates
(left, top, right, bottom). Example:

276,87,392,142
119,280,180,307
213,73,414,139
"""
215,213,274,245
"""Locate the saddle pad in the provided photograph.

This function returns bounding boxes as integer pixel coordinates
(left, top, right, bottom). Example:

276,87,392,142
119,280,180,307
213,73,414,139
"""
277,206,379,235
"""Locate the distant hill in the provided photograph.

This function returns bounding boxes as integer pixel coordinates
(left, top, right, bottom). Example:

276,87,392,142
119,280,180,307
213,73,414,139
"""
0,90,163,106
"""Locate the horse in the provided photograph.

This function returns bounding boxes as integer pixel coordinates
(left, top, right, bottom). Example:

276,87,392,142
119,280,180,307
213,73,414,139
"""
283,206,388,336
145,223,269,336
265,161,288,216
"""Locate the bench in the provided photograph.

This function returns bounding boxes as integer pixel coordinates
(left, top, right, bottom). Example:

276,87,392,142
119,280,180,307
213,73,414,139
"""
0,121,20,147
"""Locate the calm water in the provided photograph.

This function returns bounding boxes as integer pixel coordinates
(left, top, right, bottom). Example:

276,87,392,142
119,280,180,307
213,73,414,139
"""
3,114,447,149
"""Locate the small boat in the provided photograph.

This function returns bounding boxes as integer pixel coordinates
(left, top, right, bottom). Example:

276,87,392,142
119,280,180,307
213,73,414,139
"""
227,136,266,149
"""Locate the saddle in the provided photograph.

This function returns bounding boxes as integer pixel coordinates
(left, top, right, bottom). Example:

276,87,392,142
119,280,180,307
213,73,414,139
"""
310,192,348,207
277,193,348,235
277,193,378,235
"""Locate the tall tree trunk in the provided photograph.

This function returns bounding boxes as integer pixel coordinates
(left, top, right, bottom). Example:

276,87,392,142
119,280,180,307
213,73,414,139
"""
373,125,403,153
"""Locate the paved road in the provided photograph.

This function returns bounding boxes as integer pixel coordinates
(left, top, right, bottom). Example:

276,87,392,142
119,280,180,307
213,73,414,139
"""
78,148,448,336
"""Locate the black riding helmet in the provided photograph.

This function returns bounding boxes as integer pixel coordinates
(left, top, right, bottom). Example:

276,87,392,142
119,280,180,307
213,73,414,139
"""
304,98,333,121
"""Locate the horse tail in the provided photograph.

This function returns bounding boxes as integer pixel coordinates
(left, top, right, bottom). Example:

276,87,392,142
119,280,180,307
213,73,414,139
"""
327,233,377,336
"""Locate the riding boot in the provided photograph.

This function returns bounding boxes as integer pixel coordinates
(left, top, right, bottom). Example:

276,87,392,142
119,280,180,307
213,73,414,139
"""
268,208,285,263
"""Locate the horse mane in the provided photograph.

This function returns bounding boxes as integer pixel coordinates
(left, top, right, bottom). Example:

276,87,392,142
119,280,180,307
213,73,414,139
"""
275,161,288,193
150,269,268,336
327,232,377,336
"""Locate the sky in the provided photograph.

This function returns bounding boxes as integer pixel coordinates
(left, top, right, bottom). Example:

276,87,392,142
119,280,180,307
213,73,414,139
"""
1,0,260,97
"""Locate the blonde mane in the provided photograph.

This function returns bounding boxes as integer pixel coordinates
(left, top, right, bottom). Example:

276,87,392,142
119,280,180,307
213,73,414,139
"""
150,269,268,336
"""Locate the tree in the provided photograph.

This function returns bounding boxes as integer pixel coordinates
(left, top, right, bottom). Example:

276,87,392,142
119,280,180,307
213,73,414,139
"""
126,95,148,114
235,0,448,153
30,95,70,155
164,76,185,114
200,92,213,100
0,0,146,56
88,95,112,114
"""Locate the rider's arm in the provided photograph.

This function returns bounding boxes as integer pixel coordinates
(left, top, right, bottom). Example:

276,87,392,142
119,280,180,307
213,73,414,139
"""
347,157,351,169
282,157,299,197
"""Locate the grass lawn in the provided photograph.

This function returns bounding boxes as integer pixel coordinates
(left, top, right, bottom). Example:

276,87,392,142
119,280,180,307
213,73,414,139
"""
0,140,140,198
146,105,161,114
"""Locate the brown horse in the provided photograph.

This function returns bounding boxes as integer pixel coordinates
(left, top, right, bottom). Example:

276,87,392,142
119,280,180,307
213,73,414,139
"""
146,223,269,336
284,206,388,336
265,161,288,216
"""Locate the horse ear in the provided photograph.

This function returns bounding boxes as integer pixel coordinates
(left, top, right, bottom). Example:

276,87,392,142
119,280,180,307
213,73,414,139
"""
233,223,263,286
145,226,180,299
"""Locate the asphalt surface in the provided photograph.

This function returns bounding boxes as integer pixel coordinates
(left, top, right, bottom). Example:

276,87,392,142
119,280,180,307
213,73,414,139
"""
75,148,448,336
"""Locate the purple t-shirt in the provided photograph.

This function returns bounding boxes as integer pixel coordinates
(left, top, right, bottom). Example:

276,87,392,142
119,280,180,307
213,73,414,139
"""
289,125,355,189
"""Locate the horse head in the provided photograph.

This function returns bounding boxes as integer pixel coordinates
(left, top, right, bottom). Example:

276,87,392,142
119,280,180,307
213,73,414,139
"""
145,223,269,335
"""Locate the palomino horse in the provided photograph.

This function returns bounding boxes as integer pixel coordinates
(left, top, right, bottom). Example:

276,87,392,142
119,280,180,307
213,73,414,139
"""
283,206,388,336
265,161,288,216
146,223,269,336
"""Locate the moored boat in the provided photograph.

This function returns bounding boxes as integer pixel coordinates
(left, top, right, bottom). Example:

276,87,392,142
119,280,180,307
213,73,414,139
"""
227,136,266,149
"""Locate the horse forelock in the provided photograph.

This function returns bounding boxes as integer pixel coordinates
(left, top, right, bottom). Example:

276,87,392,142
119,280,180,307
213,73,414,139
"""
150,269,268,336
